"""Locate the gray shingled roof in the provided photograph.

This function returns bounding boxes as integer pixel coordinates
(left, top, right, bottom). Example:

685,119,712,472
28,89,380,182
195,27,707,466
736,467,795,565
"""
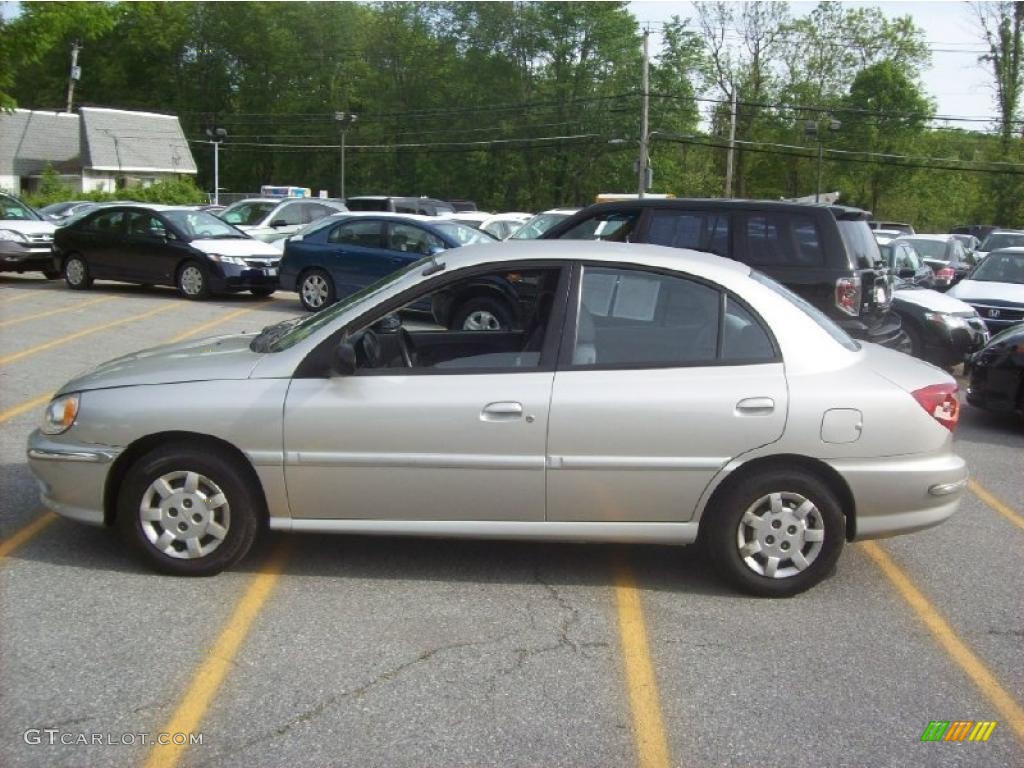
0,110,82,176
79,107,196,174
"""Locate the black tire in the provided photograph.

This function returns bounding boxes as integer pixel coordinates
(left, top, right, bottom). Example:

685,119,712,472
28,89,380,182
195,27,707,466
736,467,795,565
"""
298,268,335,312
902,321,924,359
250,287,275,298
450,295,514,331
177,260,210,300
42,267,61,280
64,254,93,289
704,469,845,597
117,443,261,576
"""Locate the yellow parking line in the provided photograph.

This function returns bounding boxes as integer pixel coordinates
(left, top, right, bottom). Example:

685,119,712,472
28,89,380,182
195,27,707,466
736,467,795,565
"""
969,479,1024,532
0,292,38,307
143,544,291,768
0,302,177,366
861,542,1024,745
0,392,53,426
613,556,672,768
0,512,56,559
167,302,273,343
0,295,115,329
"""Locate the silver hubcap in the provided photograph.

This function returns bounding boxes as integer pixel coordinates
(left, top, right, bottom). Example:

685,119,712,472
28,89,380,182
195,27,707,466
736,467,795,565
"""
463,310,501,331
180,266,203,295
139,471,230,560
66,259,84,285
302,275,328,308
736,492,825,579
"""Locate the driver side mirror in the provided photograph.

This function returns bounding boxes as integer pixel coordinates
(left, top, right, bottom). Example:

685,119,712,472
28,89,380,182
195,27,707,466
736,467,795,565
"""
333,341,357,376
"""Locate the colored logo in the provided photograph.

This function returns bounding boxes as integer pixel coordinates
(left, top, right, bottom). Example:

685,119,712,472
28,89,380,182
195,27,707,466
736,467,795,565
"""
920,721,996,742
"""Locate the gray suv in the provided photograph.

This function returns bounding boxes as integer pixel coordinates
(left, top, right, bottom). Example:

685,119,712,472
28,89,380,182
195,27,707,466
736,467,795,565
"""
544,199,907,350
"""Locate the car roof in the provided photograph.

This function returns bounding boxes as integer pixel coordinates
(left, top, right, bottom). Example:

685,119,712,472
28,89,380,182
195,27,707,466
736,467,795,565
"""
541,208,580,215
227,197,323,205
572,198,869,218
338,211,440,223
897,234,954,241
984,229,1024,236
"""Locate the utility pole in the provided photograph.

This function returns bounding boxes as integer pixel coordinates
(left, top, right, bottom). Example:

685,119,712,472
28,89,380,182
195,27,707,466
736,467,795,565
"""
724,89,738,198
65,41,82,113
205,127,227,204
637,28,650,198
334,112,358,200
804,118,841,203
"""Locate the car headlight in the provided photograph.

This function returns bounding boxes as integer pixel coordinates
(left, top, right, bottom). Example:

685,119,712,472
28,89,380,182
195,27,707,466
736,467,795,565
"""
924,311,969,330
207,254,248,266
0,229,28,243
41,393,80,435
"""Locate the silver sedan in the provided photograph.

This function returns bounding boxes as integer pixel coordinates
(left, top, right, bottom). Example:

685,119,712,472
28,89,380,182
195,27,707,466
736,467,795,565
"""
27,241,968,596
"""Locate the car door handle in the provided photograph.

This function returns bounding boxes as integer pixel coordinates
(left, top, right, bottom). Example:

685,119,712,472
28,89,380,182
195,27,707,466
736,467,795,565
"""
481,401,523,421
736,397,775,414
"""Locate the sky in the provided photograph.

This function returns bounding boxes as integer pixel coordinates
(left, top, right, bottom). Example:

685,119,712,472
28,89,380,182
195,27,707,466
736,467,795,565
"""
2,0,998,127
630,0,997,128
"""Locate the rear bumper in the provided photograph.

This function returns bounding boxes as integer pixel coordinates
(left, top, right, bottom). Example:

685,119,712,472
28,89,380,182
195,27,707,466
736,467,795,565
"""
826,452,968,540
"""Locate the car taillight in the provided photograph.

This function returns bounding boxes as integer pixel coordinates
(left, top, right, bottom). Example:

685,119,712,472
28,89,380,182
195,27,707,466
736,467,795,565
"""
834,275,862,317
911,383,960,431
936,267,955,282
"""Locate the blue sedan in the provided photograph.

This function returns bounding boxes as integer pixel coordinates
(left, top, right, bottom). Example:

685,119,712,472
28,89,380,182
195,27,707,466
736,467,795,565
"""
280,213,495,311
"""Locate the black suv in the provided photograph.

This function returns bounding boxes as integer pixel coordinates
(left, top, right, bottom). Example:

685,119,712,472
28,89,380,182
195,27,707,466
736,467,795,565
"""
543,199,905,349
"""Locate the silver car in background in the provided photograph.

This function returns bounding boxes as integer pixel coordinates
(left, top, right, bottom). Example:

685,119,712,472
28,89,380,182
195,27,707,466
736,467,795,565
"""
27,242,968,596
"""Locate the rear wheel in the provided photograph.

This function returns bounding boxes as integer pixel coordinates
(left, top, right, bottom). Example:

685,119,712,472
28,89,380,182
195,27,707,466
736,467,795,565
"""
64,255,92,289
451,296,514,331
298,269,335,312
704,469,845,597
118,444,260,576
177,261,210,300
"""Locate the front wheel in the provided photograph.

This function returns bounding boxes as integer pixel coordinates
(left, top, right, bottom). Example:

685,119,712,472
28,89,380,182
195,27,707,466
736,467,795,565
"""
118,444,261,576
177,261,210,300
64,255,93,289
298,269,335,312
704,469,845,597
451,296,514,331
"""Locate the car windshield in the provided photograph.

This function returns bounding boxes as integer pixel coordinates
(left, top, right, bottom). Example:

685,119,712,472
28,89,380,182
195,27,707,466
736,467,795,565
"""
432,222,496,245
969,250,1024,284
979,232,1024,252
751,270,860,351
902,239,949,260
508,212,570,239
0,195,41,221
220,201,277,226
836,219,881,269
163,210,247,239
253,256,433,353
291,214,346,239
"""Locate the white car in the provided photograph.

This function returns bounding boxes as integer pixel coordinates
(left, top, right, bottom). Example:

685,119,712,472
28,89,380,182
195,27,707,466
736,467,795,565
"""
480,212,533,240
507,208,580,240
218,198,348,242
0,192,59,277
947,247,1024,333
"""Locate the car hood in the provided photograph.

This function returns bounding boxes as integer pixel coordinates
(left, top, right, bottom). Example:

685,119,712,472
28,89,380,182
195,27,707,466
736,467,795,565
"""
189,238,280,257
893,287,975,314
0,220,56,235
947,279,1024,304
56,333,264,395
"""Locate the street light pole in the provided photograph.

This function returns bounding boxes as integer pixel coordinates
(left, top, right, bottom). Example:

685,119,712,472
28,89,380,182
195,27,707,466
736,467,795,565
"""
638,28,650,198
334,112,358,200
805,118,841,203
205,127,227,205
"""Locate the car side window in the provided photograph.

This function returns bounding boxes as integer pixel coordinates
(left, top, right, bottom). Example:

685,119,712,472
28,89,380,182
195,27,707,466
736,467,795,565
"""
573,266,720,366
722,298,776,361
127,212,167,238
744,214,787,266
86,210,125,233
275,203,307,226
646,210,731,256
791,215,824,265
558,210,641,242
329,220,384,248
350,267,564,372
387,223,443,255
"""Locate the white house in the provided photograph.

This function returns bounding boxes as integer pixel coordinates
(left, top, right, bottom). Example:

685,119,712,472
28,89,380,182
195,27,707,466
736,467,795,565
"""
0,107,197,195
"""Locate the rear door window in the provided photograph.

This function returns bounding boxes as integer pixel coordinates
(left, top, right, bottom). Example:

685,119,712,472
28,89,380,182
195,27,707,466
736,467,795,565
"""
329,220,384,248
646,210,731,256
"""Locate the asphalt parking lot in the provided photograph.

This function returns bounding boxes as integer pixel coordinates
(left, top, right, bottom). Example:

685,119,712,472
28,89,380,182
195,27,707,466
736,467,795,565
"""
0,273,1022,768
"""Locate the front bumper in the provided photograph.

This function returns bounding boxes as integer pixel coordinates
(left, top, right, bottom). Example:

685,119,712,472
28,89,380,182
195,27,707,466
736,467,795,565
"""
965,363,1021,413
209,262,280,292
26,430,120,526
0,240,54,271
827,451,968,540
922,319,989,366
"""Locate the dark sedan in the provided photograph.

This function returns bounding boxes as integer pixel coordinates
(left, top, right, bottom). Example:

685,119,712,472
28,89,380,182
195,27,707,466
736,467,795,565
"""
53,204,283,299
892,235,974,291
965,323,1024,417
279,213,494,312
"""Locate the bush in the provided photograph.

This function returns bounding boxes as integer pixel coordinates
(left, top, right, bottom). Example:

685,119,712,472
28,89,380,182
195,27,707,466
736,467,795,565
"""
22,170,206,208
